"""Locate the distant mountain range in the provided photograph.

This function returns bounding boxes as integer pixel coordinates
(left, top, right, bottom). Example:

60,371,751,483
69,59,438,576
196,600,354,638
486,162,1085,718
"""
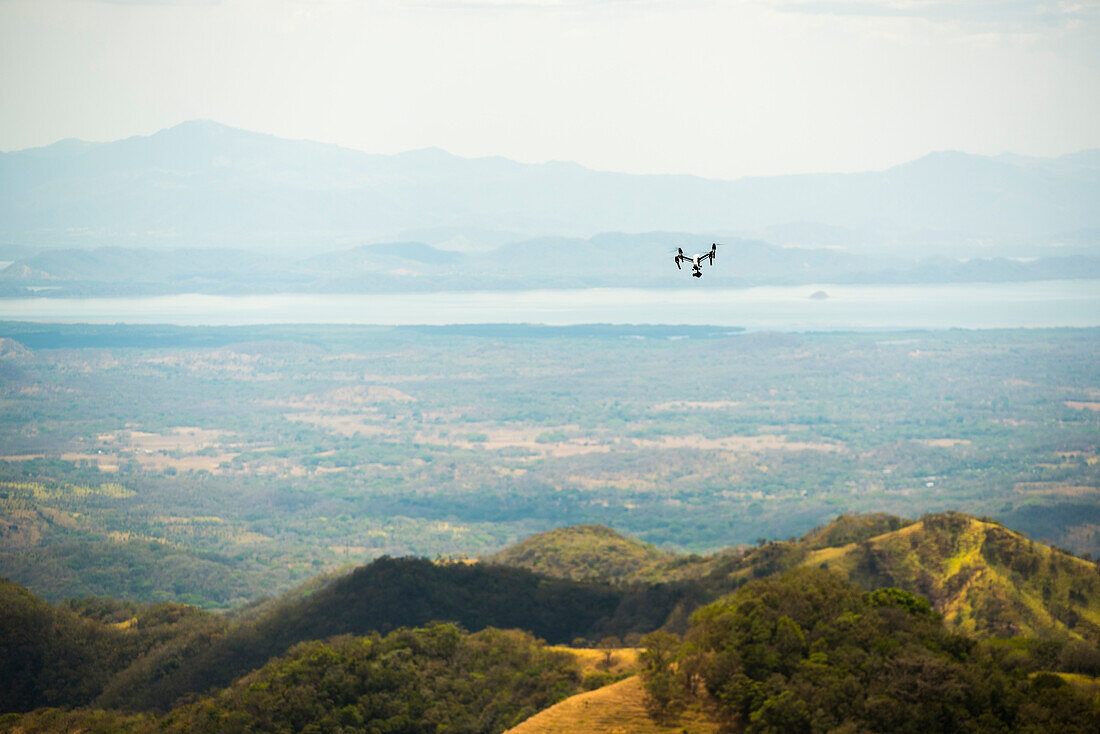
2,120,1098,261
2,235,1098,297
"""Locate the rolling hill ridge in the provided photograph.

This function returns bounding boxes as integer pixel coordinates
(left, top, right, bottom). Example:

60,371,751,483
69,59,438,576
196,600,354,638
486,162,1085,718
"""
2,511,1098,731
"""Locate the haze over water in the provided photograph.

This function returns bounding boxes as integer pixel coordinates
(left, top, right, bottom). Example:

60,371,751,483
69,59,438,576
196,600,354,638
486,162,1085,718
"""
1,280,1097,330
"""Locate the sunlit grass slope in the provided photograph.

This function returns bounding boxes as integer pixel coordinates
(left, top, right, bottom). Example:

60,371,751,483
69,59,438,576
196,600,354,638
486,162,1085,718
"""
486,512,1100,644
503,675,718,734
803,512,1100,640
551,646,642,678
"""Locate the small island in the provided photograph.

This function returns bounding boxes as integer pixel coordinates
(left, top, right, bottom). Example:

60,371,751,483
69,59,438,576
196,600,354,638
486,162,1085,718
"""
809,290,829,300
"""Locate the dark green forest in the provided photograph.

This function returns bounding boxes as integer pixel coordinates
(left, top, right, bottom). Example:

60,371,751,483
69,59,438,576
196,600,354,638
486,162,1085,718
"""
3,624,583,734
643,569,1100,733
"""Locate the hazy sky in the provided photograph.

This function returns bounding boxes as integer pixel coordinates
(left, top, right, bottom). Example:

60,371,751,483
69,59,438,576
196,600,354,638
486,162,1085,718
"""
1,0,1098,178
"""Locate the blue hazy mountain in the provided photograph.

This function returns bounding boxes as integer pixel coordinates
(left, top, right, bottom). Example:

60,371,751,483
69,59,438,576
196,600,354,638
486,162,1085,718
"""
2,120,1097,257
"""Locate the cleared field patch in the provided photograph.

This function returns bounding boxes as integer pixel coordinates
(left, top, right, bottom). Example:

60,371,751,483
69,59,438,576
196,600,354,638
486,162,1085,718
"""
283,412,393,437
109,427,232,452
635,434,841,453
144,350,265,375
443,425,614,458
915,438,972,447
802,543,857,568
143,453,238,473
565,475,655,492
652,400,741,411
1013,482,1100,499
1065,401,1100,412
274,385,417,410
0,450,238,474
504,675,718,734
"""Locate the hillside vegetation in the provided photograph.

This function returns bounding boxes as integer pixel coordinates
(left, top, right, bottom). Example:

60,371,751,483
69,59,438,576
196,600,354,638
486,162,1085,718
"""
0,577,223,713
91,556,690,712
504,675,718,734
3,625,582,734
643,568,1100,733
3,512,1099,732
490,512,1100,646
804,512,1100,641
484,524,674,583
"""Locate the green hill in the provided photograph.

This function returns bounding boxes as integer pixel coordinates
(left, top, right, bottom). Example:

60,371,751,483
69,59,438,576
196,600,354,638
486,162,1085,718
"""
0,576,222,713
4,511,1099,729
799,511,915,550
3,624,584,734
486,513,1100,645
94,556,689,711
650,567,1100,734
801,512,1100,642
483,524,674,583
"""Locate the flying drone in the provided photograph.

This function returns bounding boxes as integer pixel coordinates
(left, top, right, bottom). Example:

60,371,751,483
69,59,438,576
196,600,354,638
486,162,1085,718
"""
675,243,719,278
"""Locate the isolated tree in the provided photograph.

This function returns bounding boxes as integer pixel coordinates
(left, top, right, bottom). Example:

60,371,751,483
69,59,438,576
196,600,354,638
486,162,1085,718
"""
596,635,621,669
639,630,682,719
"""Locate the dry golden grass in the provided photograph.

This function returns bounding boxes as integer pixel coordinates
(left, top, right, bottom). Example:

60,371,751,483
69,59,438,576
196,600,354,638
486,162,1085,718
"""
443,425,614,458
283,412,391,437
801,543,857,567
274,385,417,410
1013,482,1100,499
915,438,972,447
634,434,841,453
651,400,741,411
550,647,642,678
1065,401,1100,412
504,676,719,734
52,451,238,474
117,427,230,452
5,427,241,474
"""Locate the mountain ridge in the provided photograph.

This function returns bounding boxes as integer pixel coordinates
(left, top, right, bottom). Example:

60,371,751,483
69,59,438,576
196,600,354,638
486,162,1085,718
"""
3,120,1097,257
483,511,1100,644
2,510,1098,723
9,120,1098,181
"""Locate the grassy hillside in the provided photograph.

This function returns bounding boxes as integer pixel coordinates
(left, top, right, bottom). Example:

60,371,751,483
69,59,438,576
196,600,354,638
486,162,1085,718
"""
799,512,915,550
504,675,719,734
803,512,1100,641
487,512,1100,645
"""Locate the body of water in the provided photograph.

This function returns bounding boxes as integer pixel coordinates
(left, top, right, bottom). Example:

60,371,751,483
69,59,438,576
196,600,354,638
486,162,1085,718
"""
0,281,1097,330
